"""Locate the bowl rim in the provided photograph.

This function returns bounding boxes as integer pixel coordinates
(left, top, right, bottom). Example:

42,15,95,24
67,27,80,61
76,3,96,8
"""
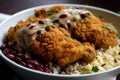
0,3,120,77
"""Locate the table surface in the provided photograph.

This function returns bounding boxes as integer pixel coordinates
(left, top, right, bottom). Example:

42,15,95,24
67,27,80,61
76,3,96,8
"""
0,0,120,80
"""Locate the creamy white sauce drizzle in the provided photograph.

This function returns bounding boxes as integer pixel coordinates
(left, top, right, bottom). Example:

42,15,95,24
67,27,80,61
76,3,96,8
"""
15,7,92,48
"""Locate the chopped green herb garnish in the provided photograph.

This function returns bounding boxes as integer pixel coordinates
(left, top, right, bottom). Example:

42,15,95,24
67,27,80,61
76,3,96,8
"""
103,23,115,32
47,8,54,15
79,19,84,23
53,23,59,27
41,25,45,28
50,15,56,20
85,17,91,21
71,6,76,10
77,12,81,15
92,66,99,72
118,36,120,39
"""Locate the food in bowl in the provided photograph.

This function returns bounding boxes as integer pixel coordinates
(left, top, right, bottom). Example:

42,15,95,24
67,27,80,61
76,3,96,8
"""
0,6,120,75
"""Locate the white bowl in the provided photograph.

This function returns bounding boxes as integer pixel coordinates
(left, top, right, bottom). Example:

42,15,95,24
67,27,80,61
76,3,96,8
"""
0,4,120,80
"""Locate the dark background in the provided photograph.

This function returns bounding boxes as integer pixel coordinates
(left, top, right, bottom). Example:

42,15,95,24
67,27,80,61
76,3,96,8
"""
0,0,120,14
0,0,120,80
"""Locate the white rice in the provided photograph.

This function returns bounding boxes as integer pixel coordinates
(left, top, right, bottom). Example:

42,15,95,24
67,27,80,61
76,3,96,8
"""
51,39,120,75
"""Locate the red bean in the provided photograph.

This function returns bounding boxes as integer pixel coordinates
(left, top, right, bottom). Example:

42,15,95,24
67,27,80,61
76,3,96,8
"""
101,64,106,67
53,19,59,23
11,46,18,51
2,48,9,55
37,29,45,35
15,57,22,62
17,53,24,57
6,54,15,61
1,43,53,73
67,23,71,28
38,20,44,24
38,64,44,68
59,14,67,19
29,24,36,29
24,54,31,60
59,23,67,30
44,67,53,73
37,66,44,72
10,50,17,55
27,63,35,69
27,60,39,66
80,14,86,19
37,30,41,34
0,44,7,50
19,61,27,67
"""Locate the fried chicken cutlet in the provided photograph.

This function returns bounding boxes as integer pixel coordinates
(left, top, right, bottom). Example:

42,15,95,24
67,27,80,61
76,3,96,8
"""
30,26,96,66
71,14,118,49
6,6,118,67
7,20,96,66
34,6,118,49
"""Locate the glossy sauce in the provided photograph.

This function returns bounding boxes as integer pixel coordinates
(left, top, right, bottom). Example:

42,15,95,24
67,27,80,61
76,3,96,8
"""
16,7,92,48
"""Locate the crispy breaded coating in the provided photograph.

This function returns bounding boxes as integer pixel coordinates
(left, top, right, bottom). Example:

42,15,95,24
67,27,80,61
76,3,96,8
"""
6,17,40,46
35,6,67,19
72,14,118,49
30,27,96,66
6,6,67,46
5,5,118,67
